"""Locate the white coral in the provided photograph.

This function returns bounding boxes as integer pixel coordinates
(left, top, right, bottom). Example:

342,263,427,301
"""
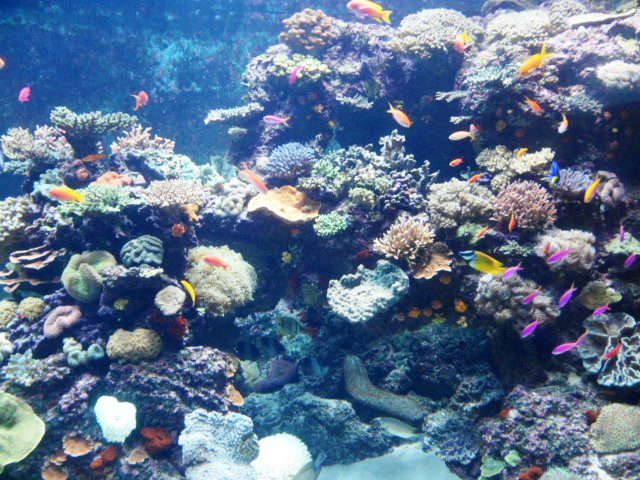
486,10,552,48
140,180,210,208
427,179,495,229
596,60,640,91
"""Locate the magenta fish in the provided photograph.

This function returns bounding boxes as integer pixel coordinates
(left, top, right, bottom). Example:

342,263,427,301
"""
289,66,304,85
547,247,573,264
552,331,589,355
521,319,540,338
620,224,626,242
503,263,523,278
521,290,540,305
558,283,577,308
263,115,290,127
18,85,31,103
624,253,637,268
592,305,611,317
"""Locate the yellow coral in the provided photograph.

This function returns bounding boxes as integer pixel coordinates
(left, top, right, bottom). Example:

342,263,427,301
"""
106,328,162,362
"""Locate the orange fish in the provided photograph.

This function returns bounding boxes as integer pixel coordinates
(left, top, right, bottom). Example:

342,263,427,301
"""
131,90,149,111
519,44,553,77
81,154,106,163
476,226,490,239
203,256,229,269
50,186,84,202
468,173,484,183
524,97,544,114
347,0,392,24
387,103,412,128
236,162,268,193
0,57,5,69
449,158,463,167
408,307,421,319
454,32,472,53
508,212,517,232
516,148,528,160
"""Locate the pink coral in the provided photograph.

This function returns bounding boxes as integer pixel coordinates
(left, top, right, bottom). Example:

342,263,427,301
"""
43,305,82,338
492,180,557,232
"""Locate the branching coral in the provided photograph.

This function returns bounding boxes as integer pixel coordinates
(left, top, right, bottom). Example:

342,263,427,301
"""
475,146,554,191
262,142,316,180
428,179,495,230
534,229,595,271
266,52,331,83
491,181,556,232
0,126,74,174
485,9,552,48
204,102,264,125
140,179,210,208
553,168,593,198
278,9,343,53
313,212,349,237
0,196,32,250
110,125,175,155
56,184,138,217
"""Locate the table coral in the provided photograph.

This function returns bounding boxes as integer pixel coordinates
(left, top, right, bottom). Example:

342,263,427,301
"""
140,179,210,209
492,180,556,232
534,229,596,271
248,186,321,224
428,179,495,230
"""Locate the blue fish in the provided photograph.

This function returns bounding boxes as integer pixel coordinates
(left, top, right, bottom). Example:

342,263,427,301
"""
548,161,560,185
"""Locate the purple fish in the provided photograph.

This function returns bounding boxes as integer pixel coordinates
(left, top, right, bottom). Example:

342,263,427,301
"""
547,247,573,264
552,331,588,355
620,224,626,242
521,319,540,338
592,304,611,317
558,283,577,308
263,115,290,127
624,253,638,268
521,290,540,305
289,66,304,85
503,263,523,278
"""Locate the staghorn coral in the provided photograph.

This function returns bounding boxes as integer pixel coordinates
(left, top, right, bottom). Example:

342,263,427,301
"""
534,229,596,271
61,251,117,303
43,305,82,338
204,102,264,125
475,146,554,191
56,184,138,217
344,356,424,423
184,246,257,317
106,328,163,362
120,235,164,268
247,186,321,224
389,9,482,59
591,403,640,453
110,125,175,155
262,142,316,180
427,179,495,230
0,126,74,174
140,179,210,208
278,9,342,53
313,212,349,237
492,180,556,232
475,274,560,331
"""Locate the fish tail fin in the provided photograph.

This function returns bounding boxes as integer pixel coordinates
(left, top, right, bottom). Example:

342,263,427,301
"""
283,118,291,127
387,102,394,113
541,43,553,61
379,10,392,24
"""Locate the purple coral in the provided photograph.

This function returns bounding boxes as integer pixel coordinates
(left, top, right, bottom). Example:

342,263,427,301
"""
43,305,82,338
492,180,557,232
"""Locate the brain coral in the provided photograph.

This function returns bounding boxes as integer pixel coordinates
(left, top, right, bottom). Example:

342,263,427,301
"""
591,403,640,453
120,235,164,267
534,229,595,271
492,180,556,232
184,246,257,317
106,328,163,362
0,391,45,471
43,305,82,338
61,250,117,303
389,9,482,59
427,179,495,230
327,260,409,323
262,143,316,180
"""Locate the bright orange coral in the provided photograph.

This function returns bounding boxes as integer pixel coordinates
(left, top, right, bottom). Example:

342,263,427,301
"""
171,223,186,238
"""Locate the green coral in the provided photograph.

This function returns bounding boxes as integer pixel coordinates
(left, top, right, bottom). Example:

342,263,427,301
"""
479,455,506,478
504,450,521,467
605,233,640,256
0,300,18,330
62,337,105,367
456,222,484,244
0,391,45,472
348,187,376,210
313,212,349,237
578,280,622,310
61,250,117,303
120,235,164,267
56,184,138,217
17,297,46,322
106,328,163,362
269,53,331,83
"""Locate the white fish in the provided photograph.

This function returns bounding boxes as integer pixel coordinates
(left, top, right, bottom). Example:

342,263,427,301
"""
558,113,569,134
374,417,421,439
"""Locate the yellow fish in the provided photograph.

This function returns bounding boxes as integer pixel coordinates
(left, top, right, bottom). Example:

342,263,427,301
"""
461,251,508,275
519,43,553,77
584,175,602,203
516,148,528,160
49,186,85,202
181,280,196,306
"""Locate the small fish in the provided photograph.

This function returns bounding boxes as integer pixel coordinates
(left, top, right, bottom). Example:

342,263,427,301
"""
293,451,327,480
524,97,544,114
18,85,31,103
619,223,626,242
521,290,540,305
181,280,196,306
584,175,602,203
547,161,560,185
468,173,485,184
503,263,523,278
346,0,392,24
516,148,528,160
604,343,622,360
558,283,577,308
543,242,552,255
449,124,478,141
460,250,508,276
547,247,572,264
624,252,637,268
263,115,290,127
521,318,540,338
552,331,588,355
519,43,553,76
374,417,420,439
0,57,5,69
236,162,268,193
508,212,517,232
203,256,229,269
289,66,304,85
558,113,569,134
49,186,84,202
454,32,472,53
81,154,106,163
449,157,463,167
592,305,611,317
476,225,490,239
131,90,149,111
387,103,412,128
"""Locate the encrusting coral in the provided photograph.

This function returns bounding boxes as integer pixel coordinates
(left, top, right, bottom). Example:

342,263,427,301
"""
591,403,640,453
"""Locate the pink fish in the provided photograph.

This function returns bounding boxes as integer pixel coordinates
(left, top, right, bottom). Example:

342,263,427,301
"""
619,224,626,242
552,331,589,355
18,85,31,103
521,290,540,305
263,115,290,127
521,319,540,338
624,253,637,268
503,263,523,278
547,247,573,264
592,305,611,317
289,66,304,85
558,283,577,308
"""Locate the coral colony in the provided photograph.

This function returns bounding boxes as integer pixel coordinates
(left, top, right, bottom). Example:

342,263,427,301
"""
0,2,640,480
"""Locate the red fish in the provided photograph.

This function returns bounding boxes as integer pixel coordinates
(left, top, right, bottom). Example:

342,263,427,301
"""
604,343,622,360
524,97,544,114
476,226,490,239
543,242,551,255
449,158,463,167
508,213,517,232
468,173,484,184
236,162,268,193
203,256,229,269
82,154,106,163
131,90,149,111
18,85,31,103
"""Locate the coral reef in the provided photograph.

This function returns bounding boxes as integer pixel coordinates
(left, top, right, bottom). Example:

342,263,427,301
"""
120,235,164,268
262,143,316,180
43,306,82,338
247,186,321,224
0,391,45,471
475,146,554,191
251,433,311,480
492,181,557,232
278,9,342,52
